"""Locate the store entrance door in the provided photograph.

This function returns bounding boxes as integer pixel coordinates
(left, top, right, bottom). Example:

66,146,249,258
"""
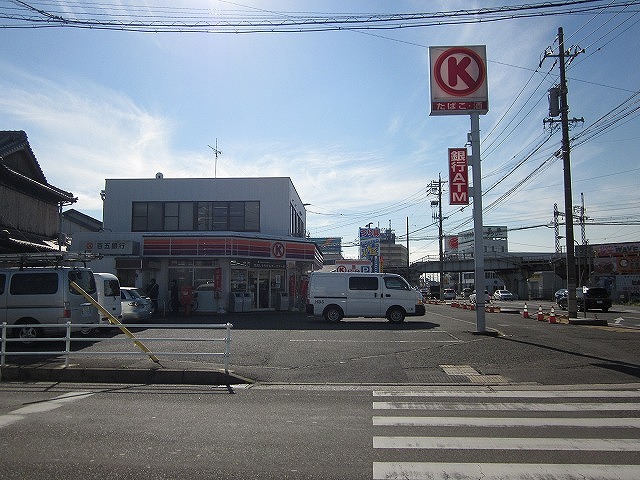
249,270,271,309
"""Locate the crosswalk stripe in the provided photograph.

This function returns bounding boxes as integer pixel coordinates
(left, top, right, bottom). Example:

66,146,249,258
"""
373,401,640,411
373,436,640,450
372,462,640,480
373,389,640,398
372,415,640,427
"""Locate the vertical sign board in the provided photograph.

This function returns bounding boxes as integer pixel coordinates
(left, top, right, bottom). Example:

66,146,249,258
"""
429,45,489,333
359,227,380,273
429,45,488,116
448,148,469,205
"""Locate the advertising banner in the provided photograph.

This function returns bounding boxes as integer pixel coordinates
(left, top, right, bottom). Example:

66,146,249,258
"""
359,227,380,273
448,148,469,205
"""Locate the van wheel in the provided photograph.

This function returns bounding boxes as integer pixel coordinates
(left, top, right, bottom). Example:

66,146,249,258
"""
15,321,42,344
387,307,405,323
324,306,343,323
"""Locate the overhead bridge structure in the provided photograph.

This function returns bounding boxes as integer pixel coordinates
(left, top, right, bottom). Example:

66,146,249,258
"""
384,252,578,298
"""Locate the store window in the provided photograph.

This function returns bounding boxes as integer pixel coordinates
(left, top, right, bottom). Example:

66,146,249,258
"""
168,259,218,290
133,201,259,232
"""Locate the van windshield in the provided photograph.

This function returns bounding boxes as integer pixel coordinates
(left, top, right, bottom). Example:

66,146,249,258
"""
68,270,97,295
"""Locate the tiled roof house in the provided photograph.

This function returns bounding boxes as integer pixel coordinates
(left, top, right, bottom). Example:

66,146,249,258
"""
0,130,77,253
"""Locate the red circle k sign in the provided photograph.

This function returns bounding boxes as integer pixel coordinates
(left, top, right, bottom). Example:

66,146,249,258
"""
434,47,486,97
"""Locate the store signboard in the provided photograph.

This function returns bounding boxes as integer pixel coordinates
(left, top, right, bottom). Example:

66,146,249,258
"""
429,45,488,115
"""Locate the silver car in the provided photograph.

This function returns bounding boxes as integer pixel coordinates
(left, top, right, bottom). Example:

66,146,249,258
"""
493,289,514,301
120,287,153,323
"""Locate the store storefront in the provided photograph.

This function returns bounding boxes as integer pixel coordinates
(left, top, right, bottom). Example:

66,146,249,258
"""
77,233,322,313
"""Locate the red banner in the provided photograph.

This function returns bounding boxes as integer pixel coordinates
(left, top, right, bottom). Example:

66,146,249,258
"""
449,148,469,205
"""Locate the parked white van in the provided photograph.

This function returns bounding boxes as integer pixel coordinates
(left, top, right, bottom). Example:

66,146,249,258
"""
0,264,99,342
93,272,123,324
305,272,425,323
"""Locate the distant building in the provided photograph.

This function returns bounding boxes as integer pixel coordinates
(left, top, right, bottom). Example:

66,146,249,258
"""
379,229,408,270
0,130,76,253
456,226,508,256
309,237,343,265
61,208,102,235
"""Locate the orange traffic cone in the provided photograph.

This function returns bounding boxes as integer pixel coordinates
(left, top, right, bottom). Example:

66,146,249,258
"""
537,305,545,321
522,303,529,318
549,306,557,324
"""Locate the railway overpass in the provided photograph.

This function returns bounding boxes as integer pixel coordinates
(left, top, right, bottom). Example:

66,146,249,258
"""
384,251,583,300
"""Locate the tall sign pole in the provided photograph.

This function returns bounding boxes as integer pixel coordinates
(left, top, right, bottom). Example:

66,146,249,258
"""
470,112,486,332
430,45,489,333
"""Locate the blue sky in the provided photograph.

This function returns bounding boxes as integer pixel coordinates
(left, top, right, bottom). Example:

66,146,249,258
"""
1,0,639,261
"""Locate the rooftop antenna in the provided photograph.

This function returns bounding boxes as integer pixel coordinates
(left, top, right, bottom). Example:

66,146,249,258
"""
207,139,222,178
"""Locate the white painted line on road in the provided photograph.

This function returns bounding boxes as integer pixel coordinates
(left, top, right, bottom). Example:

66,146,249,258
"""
289,339,462,343
0,391,93,429
373,401,640,411
373,389,640,397
372,415,640,428
372,436,640,450
373,462,640,480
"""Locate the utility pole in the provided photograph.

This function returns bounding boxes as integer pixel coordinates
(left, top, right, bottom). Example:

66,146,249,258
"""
429,177,445,300
207,139,222,178
541,27,584,318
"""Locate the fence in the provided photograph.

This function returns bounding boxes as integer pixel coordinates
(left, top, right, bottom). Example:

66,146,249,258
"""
1,321,233,374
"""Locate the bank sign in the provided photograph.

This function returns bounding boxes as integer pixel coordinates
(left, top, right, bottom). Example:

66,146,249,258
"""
449,148,469,205
429,45,488,115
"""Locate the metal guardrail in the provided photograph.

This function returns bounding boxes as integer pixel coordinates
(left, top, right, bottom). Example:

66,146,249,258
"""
1,321,233,374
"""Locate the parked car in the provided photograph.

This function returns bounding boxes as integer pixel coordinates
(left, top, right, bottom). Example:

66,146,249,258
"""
442,288,457,300
469,290,491,303
557,287,612,312
554,288,568,304
462,287,473,298
493,289,514,301
120,287,154,323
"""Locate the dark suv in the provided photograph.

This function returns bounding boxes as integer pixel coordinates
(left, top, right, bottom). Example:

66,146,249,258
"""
557,287,611,312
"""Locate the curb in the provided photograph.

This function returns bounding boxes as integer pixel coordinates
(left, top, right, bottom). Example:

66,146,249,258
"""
0,365,253,385
567,318,609,326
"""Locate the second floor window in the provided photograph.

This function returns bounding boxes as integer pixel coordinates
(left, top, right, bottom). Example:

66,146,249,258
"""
132,201,260,232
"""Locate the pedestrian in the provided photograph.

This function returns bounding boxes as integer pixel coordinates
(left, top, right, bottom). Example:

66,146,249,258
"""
146,278,159,314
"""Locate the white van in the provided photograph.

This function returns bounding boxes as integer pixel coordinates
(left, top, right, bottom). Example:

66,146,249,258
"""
305,272,425,323
0,265,99,341
93,272,123,324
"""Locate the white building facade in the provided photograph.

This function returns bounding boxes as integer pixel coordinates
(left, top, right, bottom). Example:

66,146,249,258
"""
71,176,322,313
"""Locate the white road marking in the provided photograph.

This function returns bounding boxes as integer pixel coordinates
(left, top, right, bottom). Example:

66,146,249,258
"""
373,401,640,411
372,436,640,450
372,416,640,428
0,391,93,429
373,462,640,480
373,389,640,397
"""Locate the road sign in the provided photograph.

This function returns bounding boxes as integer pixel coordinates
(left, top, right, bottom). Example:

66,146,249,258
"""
429,45,488,116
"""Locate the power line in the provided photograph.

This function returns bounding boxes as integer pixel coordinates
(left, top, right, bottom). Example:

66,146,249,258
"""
2,0,640,32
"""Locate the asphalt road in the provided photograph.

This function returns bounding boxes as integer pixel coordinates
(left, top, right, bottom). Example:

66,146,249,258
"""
3,301,640,386
225,301,640,385
2,302,640,479
1,382,639,479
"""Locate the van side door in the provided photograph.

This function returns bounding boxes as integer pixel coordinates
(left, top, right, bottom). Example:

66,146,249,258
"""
0,273,6,323
346,275,382,317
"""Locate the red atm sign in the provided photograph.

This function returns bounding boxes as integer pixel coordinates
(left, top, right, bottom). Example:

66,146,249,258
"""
449,148,469,205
